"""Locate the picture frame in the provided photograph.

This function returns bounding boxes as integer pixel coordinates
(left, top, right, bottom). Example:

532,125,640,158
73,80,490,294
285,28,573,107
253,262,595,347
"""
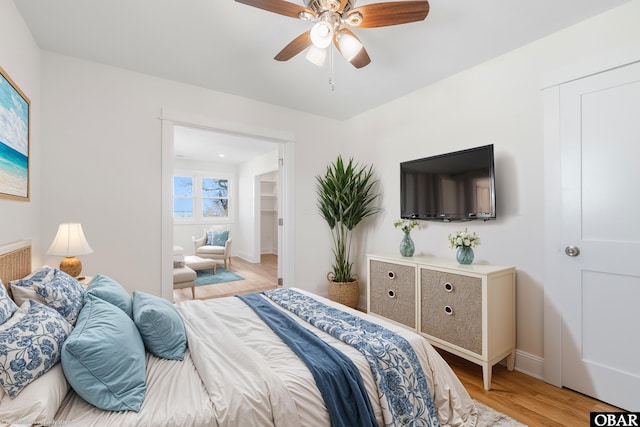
0,65,30,201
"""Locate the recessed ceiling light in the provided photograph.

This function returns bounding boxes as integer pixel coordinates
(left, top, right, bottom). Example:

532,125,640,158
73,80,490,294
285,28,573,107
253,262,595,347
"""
218,154,225,158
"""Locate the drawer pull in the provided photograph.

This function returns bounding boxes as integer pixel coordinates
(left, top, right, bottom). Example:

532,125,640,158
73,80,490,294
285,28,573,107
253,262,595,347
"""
444,305,453,315
388,289,396,299
444,282,453,292
387,271,395,279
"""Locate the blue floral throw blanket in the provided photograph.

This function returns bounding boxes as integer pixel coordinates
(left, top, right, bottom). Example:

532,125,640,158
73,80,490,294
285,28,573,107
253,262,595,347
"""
242,289,440,427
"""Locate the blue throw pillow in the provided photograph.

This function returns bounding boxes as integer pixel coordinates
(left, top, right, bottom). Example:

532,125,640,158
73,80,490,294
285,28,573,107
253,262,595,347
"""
0,281,18,324
33,269,85,325
0,300,73,397
132,291,187,360
61,295,146,412
85,274,133,318
206,230,229,246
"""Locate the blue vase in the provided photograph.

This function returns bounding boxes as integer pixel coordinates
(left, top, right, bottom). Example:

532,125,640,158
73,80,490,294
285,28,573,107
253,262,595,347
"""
399,231,415,257
456,246,474,264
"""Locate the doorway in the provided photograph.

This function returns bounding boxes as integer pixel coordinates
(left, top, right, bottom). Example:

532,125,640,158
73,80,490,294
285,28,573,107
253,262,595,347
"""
544,59,640,411
160,110,295,301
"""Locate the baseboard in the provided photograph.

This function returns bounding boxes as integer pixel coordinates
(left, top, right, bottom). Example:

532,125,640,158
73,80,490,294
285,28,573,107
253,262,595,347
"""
510,349,544,380
234,251,259,263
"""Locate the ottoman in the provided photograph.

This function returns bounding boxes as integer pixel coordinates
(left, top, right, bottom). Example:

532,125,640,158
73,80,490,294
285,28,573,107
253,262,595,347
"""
184,255,217,275
173,266,197,299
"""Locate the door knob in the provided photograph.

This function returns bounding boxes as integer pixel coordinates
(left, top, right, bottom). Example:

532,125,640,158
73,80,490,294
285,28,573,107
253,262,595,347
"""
565,245,580,257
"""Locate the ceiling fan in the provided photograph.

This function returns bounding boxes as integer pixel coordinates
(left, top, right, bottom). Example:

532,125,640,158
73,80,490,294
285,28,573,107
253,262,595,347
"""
235,0,430,69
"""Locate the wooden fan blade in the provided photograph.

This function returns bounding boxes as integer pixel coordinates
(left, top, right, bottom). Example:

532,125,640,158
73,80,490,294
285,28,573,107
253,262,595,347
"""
274,31,312,61
235,0,311,19
349,1,429,28
335,28,371,68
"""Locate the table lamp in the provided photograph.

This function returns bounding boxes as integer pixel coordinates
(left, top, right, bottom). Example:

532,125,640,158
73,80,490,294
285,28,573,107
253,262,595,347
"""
47,223,93,278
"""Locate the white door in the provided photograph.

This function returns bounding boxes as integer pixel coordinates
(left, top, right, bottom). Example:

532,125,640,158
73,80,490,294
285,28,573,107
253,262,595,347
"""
559,61,640,411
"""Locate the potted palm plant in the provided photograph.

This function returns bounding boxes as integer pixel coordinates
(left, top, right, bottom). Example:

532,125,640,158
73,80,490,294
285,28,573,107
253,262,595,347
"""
316,156,381,308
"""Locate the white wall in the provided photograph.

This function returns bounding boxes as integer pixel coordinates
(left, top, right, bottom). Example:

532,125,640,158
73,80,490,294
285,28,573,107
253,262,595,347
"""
345,0,640,376
0,2,42,262
38,52,345,298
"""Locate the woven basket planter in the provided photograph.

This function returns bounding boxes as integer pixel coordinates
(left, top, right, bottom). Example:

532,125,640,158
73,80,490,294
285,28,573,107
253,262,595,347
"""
327,273,359,308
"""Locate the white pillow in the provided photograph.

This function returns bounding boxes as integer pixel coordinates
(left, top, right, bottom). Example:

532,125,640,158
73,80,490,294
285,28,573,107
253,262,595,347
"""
0,363,69,425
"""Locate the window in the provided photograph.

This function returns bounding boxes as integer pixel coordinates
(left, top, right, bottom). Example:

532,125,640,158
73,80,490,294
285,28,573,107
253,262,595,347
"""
173,173,232,223
173,176,193,219
202,177,229,218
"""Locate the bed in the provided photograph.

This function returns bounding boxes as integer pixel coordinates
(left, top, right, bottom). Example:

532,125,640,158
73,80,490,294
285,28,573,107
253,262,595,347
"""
0,240,477,426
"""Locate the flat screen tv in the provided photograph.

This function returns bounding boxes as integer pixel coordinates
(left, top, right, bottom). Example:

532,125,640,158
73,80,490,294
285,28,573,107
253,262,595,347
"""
400,144,496,221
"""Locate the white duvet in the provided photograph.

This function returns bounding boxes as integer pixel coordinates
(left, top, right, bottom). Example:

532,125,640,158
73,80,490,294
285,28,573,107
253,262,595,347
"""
54,290,476,426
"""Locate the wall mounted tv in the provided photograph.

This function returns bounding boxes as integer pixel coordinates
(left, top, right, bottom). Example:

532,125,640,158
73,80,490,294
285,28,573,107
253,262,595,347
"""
400,144,496,222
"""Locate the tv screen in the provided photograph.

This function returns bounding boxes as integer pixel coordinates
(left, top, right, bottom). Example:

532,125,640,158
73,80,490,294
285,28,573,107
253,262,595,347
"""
400,144,496,221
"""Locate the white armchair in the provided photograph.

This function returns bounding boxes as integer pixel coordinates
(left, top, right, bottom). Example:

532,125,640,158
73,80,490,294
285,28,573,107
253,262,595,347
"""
193,226,232,269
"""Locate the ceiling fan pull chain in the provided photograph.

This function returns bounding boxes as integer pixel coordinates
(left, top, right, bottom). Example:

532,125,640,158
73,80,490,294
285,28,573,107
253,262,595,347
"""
329,45,335,91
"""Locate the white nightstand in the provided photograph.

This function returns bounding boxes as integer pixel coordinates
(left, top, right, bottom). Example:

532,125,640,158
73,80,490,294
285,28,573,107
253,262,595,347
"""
78,276,94,289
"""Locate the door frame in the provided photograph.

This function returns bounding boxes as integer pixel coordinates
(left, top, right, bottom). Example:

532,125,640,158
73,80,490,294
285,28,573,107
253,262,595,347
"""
160,109,295,301
542,49,640,386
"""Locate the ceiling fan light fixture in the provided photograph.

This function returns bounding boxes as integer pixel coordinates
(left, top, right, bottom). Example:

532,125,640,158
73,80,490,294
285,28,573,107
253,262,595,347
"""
298,11,314,21
305,45,327,67
337,31,363,61
327,0,341,11
345,11,363,27
310,20,334,48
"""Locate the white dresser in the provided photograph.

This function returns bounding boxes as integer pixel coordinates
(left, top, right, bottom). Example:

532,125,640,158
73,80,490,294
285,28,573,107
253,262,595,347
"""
367,254,516,390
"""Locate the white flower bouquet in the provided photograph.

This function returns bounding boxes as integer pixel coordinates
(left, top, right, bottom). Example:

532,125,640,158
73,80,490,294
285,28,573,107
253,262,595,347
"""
447,228,480,248
394,219,419,233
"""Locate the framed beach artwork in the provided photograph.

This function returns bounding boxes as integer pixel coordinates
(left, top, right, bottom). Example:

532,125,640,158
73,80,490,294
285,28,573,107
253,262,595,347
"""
0,66,30,201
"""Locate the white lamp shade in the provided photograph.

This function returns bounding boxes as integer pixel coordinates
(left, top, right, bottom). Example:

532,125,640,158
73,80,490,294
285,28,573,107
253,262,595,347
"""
47,223,93,256
310,21,333,49
305,45,327,67
338,31,363,61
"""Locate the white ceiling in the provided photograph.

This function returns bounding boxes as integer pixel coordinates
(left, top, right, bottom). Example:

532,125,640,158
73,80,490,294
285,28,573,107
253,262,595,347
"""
13,0,630,161
173,125,280,163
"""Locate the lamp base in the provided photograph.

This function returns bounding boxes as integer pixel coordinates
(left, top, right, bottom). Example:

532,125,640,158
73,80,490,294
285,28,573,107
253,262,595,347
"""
59,256,82,278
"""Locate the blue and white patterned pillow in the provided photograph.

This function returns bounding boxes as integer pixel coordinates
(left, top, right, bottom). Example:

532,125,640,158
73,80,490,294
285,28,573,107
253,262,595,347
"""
0,281,18,324
8,266,54,287
9,266,54,306
33,269,85,325
0,300,73,398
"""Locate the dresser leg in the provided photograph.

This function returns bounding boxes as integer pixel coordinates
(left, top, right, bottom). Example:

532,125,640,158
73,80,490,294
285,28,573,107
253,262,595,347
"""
482,364,492,390
506,350,515,371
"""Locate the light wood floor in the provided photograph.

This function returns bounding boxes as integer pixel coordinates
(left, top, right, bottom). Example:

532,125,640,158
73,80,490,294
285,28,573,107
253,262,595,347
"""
175,255,622,424
440,351,622,426
173,254,279,303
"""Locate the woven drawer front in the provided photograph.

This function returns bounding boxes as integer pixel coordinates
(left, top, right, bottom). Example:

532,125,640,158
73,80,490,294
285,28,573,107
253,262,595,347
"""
420,269,482,354
369,260,416,328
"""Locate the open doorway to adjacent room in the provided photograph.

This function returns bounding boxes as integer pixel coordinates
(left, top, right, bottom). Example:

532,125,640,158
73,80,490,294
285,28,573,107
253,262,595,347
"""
167,123,288,302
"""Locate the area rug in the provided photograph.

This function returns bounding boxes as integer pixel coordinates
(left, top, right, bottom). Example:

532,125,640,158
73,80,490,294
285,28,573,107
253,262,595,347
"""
474,400,527,427
195,268,244,286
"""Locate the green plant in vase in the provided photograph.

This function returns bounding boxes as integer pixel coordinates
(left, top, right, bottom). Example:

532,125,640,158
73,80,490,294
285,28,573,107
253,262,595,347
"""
316,156,381,308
